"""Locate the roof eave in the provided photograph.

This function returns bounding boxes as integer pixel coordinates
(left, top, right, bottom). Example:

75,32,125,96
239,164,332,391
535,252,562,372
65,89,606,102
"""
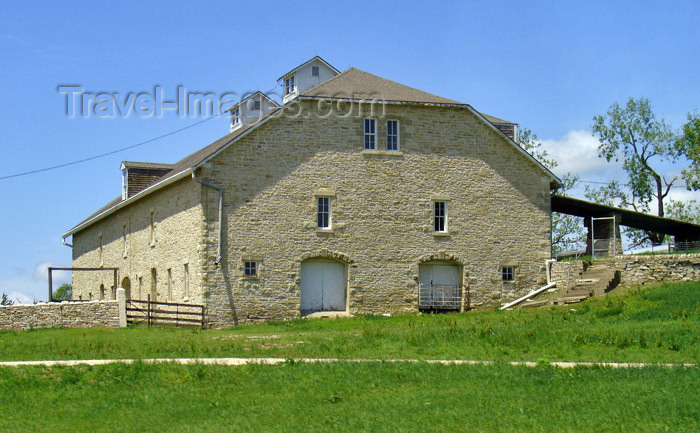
193,107,282,170
296,95,466,107
276,56,340,81
63,167,194,238
467,105,561,188
224,91,280,113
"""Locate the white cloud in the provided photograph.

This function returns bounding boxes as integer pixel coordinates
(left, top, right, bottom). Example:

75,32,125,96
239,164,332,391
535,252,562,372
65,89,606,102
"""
0,262,72,304
33,261,70,284
540,129,618,179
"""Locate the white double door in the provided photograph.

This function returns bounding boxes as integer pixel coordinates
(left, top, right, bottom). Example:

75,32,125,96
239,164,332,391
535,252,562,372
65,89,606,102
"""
300,259,346,312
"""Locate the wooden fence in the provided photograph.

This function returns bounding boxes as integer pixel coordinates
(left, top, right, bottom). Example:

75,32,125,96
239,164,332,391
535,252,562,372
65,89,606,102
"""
126,296,205,328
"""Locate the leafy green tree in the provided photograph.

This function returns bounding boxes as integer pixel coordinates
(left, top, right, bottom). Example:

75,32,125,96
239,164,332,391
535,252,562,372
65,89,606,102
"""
53,284,72,301
590,97,680,246
1,293,14,306
676,112,700,190
518,129,586,254
665,199,700,224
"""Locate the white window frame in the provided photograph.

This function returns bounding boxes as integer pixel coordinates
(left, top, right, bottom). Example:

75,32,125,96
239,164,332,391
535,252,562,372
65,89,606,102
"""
317,196,331,229
312,65,320,76
433,201,447,233
364,118,377,150
285,76,296,95
232,108,240,125
386,120,399,151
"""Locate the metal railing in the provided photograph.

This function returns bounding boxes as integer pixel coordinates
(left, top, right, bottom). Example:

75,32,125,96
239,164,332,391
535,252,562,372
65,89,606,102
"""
126,295,205,328
418,284,468,310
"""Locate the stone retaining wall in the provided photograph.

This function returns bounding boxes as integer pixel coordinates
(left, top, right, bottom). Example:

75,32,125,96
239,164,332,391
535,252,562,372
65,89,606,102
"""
0,288,127,331
550,254,700,289
615,254,700,286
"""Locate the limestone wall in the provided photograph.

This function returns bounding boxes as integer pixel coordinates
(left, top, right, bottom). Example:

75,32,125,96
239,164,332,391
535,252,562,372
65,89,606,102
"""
199,101,553,326
0,300,122,331
616,254,700,286
72,178,205,305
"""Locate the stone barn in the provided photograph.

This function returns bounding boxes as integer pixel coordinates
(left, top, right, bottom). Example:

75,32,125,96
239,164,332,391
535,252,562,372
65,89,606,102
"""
63,56,560,327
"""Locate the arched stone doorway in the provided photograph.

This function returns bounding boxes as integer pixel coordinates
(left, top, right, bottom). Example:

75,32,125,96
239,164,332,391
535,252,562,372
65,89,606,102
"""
121,277,131,300
300,258,347,315
418,259,463,311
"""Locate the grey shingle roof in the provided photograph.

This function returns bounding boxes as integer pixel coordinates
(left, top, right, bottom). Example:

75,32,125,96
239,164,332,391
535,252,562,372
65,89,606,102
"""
300,68,464,105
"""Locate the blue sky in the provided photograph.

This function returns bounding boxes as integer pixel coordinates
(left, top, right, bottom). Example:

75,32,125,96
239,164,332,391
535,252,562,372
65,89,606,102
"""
1,1,699,302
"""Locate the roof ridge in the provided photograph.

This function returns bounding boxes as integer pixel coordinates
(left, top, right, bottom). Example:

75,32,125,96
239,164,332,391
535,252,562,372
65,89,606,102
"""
299,67,463,105
297,66,356,97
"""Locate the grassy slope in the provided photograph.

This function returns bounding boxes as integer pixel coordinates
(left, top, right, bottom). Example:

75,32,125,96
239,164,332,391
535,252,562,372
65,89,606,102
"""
0,281,697,363
1,282,698,432
1,362,698,433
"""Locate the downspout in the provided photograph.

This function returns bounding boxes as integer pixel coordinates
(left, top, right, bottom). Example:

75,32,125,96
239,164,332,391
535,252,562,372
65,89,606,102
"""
192,171,223,265
62,235,73,248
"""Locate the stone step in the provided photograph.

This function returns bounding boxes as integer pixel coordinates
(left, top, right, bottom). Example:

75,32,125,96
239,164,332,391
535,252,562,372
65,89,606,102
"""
575,278,600,285
552,295,589,305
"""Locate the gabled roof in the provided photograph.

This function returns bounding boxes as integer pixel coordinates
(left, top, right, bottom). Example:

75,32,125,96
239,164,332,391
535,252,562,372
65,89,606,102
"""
480,113,516,125
224,91,279,113
299,68,464,105
64,108,282,238
277,55,340,81
65,66,561,238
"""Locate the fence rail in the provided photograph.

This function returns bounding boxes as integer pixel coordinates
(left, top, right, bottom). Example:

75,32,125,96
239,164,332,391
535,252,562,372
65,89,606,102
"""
126,296,205,328
418,284,469,311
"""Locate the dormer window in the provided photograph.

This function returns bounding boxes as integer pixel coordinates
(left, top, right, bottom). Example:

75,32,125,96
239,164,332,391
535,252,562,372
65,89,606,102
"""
285,76,296,95
232,108,240,125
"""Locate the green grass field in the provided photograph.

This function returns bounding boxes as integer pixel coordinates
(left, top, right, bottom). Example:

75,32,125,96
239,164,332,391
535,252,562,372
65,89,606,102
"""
1,362,698,432
0,281,698,432
0,281,697,363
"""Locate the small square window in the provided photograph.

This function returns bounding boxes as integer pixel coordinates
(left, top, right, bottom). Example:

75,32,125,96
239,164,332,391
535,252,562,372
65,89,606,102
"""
312,66,320,76
433,201,447,232
502,266,514,282
244,261,258,277
364,119,377,150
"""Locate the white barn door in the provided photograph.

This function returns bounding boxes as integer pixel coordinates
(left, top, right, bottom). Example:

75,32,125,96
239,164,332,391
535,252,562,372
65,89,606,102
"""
300,259,346,312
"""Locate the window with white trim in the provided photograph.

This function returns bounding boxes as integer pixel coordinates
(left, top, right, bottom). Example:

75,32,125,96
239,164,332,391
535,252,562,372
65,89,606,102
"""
312,66,320,76
364,119,377,150
317,196,331,229
232,108,240,125
387,120,399,151
502,266,514,282
433,201,447,233
244,261,258,277
285,76,296,95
